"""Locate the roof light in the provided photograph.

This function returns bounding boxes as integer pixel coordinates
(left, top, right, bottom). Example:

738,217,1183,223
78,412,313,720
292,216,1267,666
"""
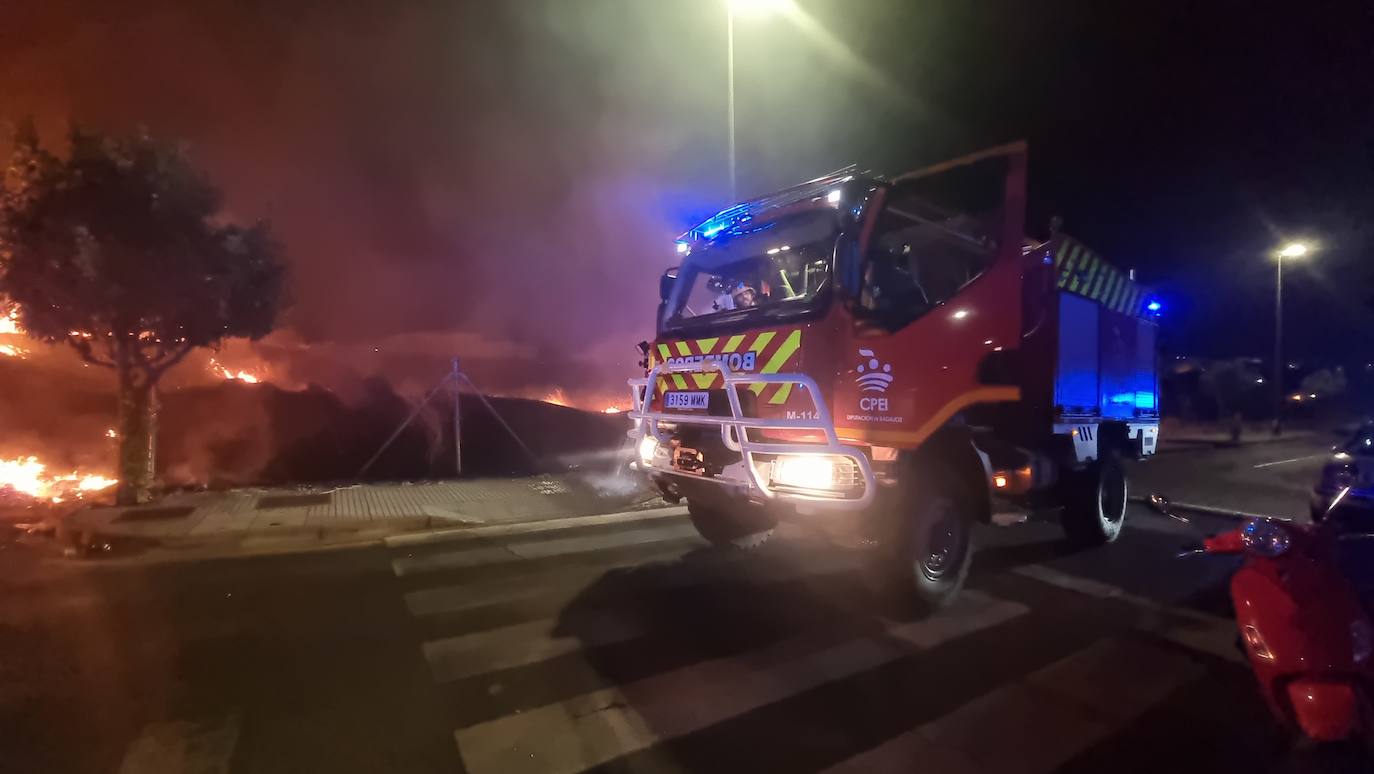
675,241,690,255
826,188,842,205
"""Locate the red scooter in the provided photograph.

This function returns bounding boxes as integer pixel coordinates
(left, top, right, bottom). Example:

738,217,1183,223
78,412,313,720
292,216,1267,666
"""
1149,492,1374,750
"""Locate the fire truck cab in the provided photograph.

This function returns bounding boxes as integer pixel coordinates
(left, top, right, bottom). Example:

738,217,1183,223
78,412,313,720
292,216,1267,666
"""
629,143,1161,607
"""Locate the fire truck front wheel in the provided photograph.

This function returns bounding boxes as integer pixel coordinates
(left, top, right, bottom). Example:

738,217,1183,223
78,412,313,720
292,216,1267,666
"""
1060,454,1128,546
890,462,974,610
686,499,776,550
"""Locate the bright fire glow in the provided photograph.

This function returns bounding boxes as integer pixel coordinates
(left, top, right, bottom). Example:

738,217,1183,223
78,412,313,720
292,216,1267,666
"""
0,308,20,335
0,343,28,358
542,389,570,407
602,406,622,414
0,455,117,503
208,357,263,384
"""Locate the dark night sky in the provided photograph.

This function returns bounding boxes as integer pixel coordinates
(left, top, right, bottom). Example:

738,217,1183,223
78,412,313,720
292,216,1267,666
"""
3,0,1373,394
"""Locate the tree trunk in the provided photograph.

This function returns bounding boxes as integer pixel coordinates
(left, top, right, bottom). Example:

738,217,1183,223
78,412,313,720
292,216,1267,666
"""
116,376,158,506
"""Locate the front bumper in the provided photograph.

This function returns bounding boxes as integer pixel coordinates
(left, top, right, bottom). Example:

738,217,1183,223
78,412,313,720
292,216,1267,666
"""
1312,487,1374,521
628,360,875,511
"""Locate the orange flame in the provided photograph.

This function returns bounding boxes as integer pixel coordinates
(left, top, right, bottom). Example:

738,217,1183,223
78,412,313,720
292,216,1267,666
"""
542,389,570,407
0,455,117,503
208,357,263,384
0,308,20,335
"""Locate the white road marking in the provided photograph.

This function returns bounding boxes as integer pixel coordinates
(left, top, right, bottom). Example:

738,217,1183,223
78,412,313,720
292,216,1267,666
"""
384,506,687,548
424,612,648,682
453,590,1028,774
1253,454,1324,469
391,522,701,577
117,712,241,774
827,637,1201,774
403,545,857,618
1012,564,1244,663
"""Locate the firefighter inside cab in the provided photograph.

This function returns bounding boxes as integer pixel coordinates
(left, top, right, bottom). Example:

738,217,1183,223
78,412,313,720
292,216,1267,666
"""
631,143,1161,609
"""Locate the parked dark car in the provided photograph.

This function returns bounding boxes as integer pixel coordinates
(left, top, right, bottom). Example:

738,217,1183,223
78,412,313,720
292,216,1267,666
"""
1313,423,1374,522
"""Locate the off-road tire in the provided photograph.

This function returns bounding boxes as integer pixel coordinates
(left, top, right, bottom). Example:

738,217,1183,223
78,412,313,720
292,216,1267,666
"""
686,499,776,550
1060,454,1128,546
889,461,975,611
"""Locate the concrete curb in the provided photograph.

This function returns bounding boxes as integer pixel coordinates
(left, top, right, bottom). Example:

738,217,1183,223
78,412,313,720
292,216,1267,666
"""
1155,432,1317,454
56,502,684,564
383,505,688,548
1127,494,1270,522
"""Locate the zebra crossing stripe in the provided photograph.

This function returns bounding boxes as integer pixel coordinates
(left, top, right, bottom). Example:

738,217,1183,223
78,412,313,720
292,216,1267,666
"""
824,637,1202,774
391,521,701,577
452,590,1027,774
424,613,650,683
118,712,241,774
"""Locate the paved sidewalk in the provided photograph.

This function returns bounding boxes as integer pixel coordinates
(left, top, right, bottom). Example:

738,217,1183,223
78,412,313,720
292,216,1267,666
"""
60,471,663,557
1157,427,1314,452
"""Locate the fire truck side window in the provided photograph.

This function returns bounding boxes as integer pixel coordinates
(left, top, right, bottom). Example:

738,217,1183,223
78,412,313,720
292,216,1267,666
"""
860,182,1001,327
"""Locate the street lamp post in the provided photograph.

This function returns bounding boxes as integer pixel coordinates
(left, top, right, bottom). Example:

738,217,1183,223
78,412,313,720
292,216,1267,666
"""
1272,242,1308,436
725,0,788,202
726,8,736,201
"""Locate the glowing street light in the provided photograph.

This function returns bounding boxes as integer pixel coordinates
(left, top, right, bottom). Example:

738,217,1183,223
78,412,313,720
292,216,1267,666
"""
729,0,791,15
1271,240,1312,435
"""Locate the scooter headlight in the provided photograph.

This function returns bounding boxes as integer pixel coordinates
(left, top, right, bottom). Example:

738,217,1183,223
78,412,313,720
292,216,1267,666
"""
1241,519,1291,558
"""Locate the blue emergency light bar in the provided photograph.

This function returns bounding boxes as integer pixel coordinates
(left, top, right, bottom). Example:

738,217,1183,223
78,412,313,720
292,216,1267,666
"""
677,166,858,248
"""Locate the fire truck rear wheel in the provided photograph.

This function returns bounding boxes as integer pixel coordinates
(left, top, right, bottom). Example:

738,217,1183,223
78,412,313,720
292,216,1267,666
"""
890,462,974,611
1060,454,1128,546
686,500,776,550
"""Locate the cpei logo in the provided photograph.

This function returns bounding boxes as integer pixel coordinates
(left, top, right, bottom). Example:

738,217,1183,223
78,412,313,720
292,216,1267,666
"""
855,349,893,393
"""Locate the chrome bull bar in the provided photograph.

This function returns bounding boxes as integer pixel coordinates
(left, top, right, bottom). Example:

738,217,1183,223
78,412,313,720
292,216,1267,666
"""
627,360,876,509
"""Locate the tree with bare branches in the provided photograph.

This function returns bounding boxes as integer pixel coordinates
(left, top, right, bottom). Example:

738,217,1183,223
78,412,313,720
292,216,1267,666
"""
0,123,286,504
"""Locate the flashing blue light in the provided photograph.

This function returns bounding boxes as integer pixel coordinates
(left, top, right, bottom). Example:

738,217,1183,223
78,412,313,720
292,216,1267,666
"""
1146,300,1162,313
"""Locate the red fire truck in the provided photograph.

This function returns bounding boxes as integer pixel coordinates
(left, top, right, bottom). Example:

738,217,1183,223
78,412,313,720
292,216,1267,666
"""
629,142,1160,607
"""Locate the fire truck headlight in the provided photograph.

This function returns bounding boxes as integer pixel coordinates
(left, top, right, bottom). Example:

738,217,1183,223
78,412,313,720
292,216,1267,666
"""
637,436,660,466
772,455,840,491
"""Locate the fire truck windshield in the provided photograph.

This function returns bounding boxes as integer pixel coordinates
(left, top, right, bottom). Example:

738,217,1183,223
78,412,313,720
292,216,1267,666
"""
661,210,836,333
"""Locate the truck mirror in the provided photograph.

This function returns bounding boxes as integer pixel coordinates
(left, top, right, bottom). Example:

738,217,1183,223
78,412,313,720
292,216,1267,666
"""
659,268,678,302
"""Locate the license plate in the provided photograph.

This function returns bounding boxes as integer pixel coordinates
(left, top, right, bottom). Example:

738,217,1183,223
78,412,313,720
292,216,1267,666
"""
665,391,710,410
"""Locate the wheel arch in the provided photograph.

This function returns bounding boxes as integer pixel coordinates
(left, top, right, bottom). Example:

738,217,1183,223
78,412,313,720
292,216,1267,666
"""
898,424,993,524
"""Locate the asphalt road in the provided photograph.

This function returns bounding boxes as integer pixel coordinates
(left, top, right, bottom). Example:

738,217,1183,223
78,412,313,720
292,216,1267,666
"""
1,435,1362,774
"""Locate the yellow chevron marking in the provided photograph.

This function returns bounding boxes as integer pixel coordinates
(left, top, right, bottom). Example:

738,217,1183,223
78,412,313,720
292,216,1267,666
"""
1055,241,1075,268
1105,273,1126,310
749,331,776,352
754,329,802,399
1058,245,1083,288
1116,280,1133,313
695,337,719,353
769,380,796,405
675,341,691,357
657,344,672,361
671,373,689,389
1078,253,1101,297
1089,263,1112,301
723,334,746,352
692,372,716,389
